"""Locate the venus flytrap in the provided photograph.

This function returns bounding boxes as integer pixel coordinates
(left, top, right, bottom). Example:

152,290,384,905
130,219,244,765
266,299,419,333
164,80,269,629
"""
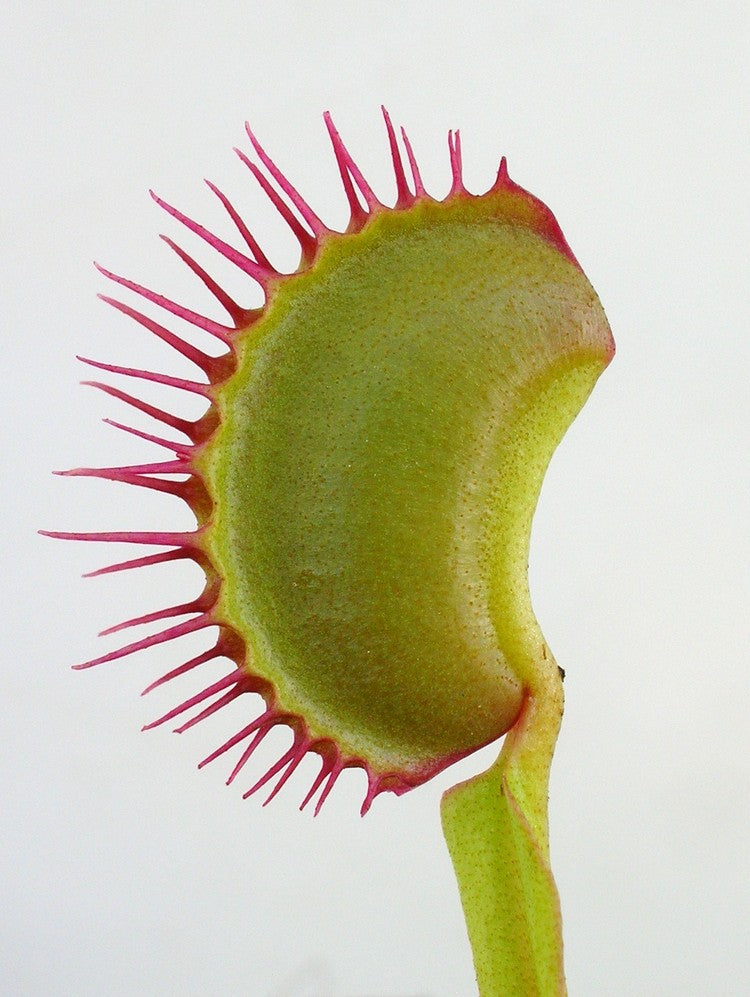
45,109,613,995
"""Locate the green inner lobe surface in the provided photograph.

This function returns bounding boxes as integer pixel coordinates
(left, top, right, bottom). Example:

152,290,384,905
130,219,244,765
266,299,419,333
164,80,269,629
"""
205,198,611,776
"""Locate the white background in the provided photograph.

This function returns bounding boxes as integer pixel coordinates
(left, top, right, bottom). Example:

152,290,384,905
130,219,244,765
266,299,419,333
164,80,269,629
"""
3,3,749,995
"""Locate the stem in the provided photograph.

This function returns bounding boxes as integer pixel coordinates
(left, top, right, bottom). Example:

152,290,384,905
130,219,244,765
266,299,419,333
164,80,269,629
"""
441,654,565,996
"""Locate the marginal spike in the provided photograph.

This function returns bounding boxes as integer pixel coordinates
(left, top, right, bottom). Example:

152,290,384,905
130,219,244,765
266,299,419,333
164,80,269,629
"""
322,113,368,227
41,529,198,547
204,179,273,270
226,716,281,785
56,467,197,503
381,107,411,207
57,459,188,478
142,644,225,696
244,123,327,237
84,547,193,579
103,418,192,456
83,381,197,440
142,668,245,730
99,595,200,635
313,758,344,816
94,263,233,343
160,234,247,326
400,126,427,198
198,708,274,769
243,734,306,801
448,129,464,195
494,155,511,188
323,112,380,213
300,750,338,812
100,584,216,637
98,294,218,377
77,356,209,397
150,191,274,288
235,147,318,260
361,772,382,816
173,684,247,734
72,614,214,670
262,736,310,805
